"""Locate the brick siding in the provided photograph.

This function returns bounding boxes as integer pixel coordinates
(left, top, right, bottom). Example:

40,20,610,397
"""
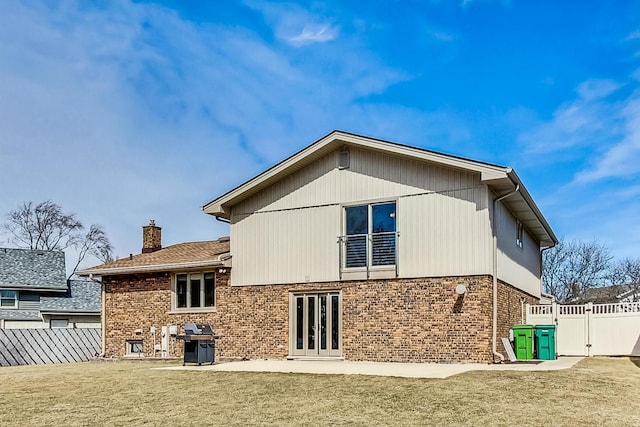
103,271,534,363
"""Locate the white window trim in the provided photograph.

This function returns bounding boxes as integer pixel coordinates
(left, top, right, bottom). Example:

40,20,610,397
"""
170,271,216,313
0,290,18,309
125,339,144,357
341,199,398,270
516,220,524,250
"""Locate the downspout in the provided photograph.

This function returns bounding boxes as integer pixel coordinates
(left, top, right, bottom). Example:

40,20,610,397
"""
491,184,520,363
88,274,106,357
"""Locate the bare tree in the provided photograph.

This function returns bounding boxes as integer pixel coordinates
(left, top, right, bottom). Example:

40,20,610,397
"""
609,258,640,302
2,201,113,278
542,238,612,303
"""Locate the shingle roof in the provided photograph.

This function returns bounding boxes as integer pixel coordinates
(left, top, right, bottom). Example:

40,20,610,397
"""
0,309,41,321
77,238,230,276
0,248,67,291
40,280,101,313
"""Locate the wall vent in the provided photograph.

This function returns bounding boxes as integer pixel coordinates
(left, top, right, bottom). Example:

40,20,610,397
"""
338,149,350,170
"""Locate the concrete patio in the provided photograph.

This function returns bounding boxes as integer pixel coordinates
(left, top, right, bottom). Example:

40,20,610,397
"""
158,357,584,379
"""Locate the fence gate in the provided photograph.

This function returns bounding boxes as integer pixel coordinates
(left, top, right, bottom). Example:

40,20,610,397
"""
526,302,640,356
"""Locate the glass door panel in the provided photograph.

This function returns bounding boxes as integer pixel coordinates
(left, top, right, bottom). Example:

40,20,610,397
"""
295,297,304,351
320,295,327,351
291,292,341,357
307,296,316,351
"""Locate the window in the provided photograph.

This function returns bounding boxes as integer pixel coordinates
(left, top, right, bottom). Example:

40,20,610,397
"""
343,201,397,268
516,220,524,250
50,319,69,329
126,340,143,355
174,272,215,310
0,291,17,308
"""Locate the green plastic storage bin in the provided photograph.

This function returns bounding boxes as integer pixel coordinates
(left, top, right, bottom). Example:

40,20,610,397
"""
512,324,534,360
535,324,557,360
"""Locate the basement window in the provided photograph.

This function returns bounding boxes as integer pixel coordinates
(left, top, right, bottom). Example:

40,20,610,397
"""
173,272,215,311
126,340,143,356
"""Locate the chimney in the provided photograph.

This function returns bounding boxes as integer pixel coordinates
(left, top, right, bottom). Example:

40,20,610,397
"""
142,220,162,253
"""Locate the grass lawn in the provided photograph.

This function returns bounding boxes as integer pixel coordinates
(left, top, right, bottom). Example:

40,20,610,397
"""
1,357,639,426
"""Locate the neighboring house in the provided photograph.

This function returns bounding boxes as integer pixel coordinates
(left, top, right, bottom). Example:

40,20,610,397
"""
79,131,557,363
577,284,640,304
0,247,101,329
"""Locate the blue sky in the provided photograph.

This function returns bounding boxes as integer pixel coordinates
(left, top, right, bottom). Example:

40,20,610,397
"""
1,0,639,270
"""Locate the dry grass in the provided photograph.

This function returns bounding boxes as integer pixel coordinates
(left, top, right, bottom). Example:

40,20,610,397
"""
1,357,639,426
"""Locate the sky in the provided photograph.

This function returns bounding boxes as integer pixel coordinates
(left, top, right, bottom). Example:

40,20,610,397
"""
1,0,639,273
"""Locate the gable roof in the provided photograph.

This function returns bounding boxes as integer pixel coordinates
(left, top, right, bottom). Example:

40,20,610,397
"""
203,130,557,247
77,238,230,276
0,248,67,291
40,280,101,314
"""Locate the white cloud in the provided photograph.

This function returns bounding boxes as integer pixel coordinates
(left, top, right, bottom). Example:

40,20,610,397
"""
575,94,640,182
576,79,622,101
287,24,339,46
0,0,431,272
626,29,640,41
246,1,339,46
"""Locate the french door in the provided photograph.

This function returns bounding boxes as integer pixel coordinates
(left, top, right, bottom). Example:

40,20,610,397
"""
290,292,341,357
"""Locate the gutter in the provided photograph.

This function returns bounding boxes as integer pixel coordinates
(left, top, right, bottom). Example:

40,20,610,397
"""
77,258,225,277
491,183,520,363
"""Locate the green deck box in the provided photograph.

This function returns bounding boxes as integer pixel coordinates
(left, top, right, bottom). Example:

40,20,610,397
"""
535,324,557,360
512,324,534,360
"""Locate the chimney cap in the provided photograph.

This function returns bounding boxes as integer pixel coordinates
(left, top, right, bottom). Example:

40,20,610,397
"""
148,220,156,226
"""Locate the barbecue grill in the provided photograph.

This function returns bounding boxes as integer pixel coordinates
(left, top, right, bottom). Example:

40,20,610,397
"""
177,322,220,365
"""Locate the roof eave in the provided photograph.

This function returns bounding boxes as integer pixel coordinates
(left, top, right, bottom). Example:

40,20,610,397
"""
505,170,558,247
76,259,225,277
203,130,509,218
40,310,100,315
0,285,68,292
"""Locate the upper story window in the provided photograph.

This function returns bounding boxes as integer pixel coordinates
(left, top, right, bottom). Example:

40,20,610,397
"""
341,201,397,270
516,220,524,250
0,290,17,308
174,272,215,311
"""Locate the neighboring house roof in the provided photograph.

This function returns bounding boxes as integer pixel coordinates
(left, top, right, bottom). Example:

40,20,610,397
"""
40,280,101,314
203,130,558,247
0,309,41,321
0,248,67,291
77,238,230,276
579,284,640,304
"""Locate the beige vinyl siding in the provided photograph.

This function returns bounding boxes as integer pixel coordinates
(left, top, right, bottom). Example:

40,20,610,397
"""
3,316,101,329
495,203,542,297
399,186,491,278
230,147,494,285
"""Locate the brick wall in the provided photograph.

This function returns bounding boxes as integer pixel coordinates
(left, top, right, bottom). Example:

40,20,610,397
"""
496,279,538,347
103,272,530,363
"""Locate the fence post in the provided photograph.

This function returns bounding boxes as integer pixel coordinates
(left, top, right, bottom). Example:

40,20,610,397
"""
586,302,593,357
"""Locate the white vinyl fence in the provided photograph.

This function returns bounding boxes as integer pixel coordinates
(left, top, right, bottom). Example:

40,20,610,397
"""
526,302,640,356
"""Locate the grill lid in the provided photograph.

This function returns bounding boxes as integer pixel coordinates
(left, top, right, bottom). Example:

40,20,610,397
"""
184,322,214,335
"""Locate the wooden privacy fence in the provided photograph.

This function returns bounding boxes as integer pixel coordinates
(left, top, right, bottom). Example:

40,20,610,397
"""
526,302,640,357
0,328,101,367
